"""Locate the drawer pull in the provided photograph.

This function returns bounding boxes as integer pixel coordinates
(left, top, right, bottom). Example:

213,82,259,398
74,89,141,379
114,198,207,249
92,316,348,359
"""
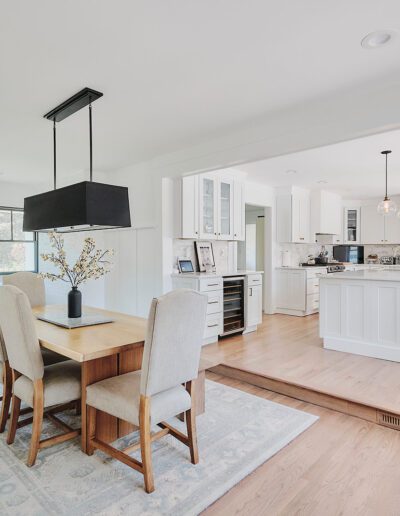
207,323,219,328
207,283,219,287
208,301,219,304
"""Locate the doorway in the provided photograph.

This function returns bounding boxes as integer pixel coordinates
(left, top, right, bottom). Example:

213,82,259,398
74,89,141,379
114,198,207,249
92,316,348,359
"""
238,204,266,305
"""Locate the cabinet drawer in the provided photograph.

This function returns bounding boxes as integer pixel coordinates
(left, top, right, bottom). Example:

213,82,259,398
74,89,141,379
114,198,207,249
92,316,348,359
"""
199,277,223,292
247,274,262,286
307,293,319,311
306,269,327,279
204,313,222,338
307,277,320,295
206,291,223,314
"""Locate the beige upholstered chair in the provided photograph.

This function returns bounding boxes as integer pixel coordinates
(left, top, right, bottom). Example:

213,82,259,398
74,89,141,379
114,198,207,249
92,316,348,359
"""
0,285,81,466
86,289,208,493
3,272,66,366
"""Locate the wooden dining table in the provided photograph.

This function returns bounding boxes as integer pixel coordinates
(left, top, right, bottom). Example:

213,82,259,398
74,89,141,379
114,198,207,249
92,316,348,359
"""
33,305,206,454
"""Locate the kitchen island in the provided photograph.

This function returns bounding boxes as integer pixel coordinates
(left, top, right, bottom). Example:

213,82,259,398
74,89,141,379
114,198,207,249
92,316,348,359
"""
320,269,400,362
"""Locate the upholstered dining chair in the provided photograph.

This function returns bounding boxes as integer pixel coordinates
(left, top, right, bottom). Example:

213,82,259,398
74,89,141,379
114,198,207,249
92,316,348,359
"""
3,272,66,366
86,289,208,493
0,285,81,466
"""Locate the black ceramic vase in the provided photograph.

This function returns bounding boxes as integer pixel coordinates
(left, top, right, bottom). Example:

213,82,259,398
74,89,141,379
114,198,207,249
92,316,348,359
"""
68,287,82,318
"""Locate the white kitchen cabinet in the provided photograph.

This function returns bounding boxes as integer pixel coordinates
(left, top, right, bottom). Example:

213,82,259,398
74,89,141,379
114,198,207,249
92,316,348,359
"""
247,284,262,326
181,175,199,239
181,174,244,241
199,174,218,240
217,177,234,240
311,190,342,239
360,204,400,244
276,187,311,243
383,212,400,244
233,179,245,241
275,268,327,316
343,207,360,244
361,205,383,244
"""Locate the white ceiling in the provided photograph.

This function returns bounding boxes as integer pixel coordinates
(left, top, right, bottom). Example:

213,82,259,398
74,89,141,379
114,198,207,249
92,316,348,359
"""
1,0,400,184
237,128,400,199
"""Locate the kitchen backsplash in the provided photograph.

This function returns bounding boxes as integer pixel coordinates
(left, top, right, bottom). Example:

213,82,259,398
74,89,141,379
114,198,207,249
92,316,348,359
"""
277,243,334,267
173,239,237,273
364,244,400,260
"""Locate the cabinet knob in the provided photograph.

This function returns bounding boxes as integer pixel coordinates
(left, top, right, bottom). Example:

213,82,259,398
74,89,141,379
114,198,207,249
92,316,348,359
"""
214,232,217,235
218,232,221,235
234,233,237,237
195,231,198,234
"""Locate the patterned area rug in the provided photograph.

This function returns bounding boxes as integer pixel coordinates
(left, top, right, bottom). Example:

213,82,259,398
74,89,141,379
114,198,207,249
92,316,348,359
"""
0,380,318,515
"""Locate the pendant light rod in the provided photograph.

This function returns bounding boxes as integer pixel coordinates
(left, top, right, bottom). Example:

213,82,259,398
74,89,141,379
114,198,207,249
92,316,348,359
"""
89,103,93,182
381,150,392,200
53,120,57,190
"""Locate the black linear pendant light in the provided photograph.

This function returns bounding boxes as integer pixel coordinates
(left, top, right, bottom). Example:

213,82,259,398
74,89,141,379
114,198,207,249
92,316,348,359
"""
23,88,131,232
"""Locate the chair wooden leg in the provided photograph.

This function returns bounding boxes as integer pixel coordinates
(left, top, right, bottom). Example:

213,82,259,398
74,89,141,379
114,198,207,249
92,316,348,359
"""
139,395,154,493
27,379,44,467
0,361,12,433
185,381,199,465
7,395,21,445
86,405,96,456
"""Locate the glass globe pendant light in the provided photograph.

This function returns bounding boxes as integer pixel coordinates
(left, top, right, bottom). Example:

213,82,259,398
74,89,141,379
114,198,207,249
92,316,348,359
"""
377,150,397,216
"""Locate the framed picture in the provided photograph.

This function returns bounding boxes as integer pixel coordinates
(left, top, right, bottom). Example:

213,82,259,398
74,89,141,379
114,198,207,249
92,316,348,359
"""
178,258,194,273
195,241,215,272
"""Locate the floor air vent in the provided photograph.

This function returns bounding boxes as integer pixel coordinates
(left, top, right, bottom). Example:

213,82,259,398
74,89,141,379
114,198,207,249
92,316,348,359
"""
378,411,400,430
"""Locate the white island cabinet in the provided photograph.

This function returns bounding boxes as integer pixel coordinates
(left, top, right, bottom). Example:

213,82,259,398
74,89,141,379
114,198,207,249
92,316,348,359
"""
320,270,400,362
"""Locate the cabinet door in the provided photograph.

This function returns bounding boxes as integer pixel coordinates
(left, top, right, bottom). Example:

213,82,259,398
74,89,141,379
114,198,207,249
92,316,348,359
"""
181,176,199,239
233,180,245,241
384,214,400,244
293,193,310,243
276,270,306,310
199,175,218,240
361,205,385,244
218,178,234,240
343,208,360,244
247,284,262,326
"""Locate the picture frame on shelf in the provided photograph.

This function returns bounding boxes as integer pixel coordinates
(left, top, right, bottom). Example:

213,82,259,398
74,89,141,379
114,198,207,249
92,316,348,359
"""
195,241,215,272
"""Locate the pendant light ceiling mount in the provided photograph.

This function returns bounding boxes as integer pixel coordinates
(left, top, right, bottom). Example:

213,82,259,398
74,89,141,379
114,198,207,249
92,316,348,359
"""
23,88,131,233
377,149,397,217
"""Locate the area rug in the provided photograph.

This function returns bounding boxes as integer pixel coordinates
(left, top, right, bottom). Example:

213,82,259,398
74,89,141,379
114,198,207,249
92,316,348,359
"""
0,380,318,515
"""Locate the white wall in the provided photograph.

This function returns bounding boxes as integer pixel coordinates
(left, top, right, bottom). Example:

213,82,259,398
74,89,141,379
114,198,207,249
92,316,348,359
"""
103,164,163,318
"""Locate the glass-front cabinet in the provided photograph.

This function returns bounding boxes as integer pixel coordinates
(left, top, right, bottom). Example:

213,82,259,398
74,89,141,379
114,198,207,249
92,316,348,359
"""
199,175,218,239
218,178,234,240
343,207,360,244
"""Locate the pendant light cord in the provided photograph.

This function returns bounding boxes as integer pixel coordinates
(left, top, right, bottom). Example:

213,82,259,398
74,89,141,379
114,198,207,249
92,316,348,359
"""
89,103,93,182
385,152,388,199
53,120,57,190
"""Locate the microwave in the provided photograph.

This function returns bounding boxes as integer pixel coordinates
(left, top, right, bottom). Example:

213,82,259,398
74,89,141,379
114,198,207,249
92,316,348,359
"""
333,245,364,264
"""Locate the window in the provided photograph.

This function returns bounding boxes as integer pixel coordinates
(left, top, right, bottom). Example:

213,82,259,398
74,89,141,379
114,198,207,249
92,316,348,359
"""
0,207,38,274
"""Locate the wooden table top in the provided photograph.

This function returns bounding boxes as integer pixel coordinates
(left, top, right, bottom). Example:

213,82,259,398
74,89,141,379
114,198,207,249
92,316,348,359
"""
33,305,147,362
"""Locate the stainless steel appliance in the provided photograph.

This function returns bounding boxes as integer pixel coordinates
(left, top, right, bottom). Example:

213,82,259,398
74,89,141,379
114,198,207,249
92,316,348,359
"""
333,245,364,264
222,277,245,336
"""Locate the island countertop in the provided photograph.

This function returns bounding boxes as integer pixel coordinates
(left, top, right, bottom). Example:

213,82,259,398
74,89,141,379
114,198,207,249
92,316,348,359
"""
320,270,400,282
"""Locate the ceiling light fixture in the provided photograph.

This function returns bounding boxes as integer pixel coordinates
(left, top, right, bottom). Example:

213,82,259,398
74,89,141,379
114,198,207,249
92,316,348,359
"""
285,169,297,174
361,30,396,49
377,150,397,216
23,88,131,233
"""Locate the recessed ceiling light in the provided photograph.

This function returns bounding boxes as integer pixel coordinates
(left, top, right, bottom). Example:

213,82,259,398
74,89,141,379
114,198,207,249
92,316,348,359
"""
361,30,396,49
317,180,328,184
285,169,297,174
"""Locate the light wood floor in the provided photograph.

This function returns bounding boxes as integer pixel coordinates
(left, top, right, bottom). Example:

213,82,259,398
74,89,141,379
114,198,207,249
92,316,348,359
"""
204,371,400,516
202,313,400,415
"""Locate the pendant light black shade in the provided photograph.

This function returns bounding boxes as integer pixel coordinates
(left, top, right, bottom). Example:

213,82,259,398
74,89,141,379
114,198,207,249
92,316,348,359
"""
23,181,131,232
23,88,131,233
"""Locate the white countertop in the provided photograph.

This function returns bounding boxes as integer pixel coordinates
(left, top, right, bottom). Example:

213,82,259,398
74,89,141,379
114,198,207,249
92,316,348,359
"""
320,269,400,282
276,265,328,270
171,270,264,278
